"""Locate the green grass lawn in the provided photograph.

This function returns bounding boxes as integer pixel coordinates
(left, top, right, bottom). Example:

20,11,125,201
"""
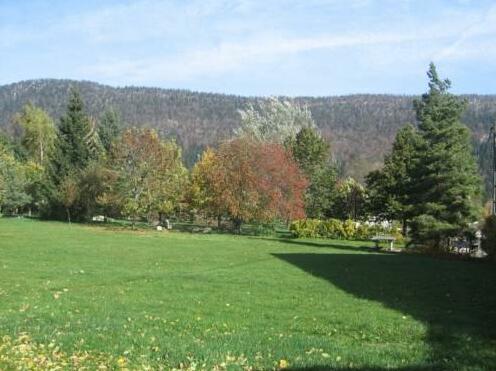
0,218,495,370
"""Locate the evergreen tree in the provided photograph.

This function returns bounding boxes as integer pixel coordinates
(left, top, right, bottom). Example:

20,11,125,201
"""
45,89,101,220
287,127,336,218
98,109,121,153
306,166,337,218
288,127,329,175
366,124,420,234
409,63,482,247
477,136,493,200
54,88,95,177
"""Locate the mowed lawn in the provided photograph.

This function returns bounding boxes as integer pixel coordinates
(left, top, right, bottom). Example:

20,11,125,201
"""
0,219,495,370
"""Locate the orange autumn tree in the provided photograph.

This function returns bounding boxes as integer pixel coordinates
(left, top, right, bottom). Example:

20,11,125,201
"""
190,147,227,226
192,137,307,230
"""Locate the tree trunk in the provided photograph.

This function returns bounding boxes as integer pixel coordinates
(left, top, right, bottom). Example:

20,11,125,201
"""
66,208,71,224
232,218,242,234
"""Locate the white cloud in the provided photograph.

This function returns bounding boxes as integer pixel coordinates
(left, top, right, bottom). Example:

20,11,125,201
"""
81,27,460,83
434,3,496,61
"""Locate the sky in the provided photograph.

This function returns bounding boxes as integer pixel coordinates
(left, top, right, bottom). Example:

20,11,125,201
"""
1,0,496,96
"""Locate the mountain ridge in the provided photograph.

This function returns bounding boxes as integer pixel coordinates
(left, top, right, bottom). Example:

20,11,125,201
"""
1,79,495,179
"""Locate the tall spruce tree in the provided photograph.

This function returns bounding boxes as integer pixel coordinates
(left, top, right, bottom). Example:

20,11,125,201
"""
409,63,482,247
54,88,95,176
45,89,101,220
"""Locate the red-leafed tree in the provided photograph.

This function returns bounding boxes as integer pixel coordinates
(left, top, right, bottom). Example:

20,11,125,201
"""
255,142,308,222
192,137,307,230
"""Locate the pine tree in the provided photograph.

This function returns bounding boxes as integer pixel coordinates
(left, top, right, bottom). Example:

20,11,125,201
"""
409,63,482,247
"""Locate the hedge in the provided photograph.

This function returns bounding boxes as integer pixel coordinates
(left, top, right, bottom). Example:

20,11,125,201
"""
290,218,403,241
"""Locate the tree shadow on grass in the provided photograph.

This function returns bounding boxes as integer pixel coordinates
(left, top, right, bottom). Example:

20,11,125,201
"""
263,237,384,254
273,252,496,370
286,367,430,371
282,238,379,252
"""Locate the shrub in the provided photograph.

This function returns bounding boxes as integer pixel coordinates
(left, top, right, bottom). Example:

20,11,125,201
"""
322,219,343,238
355,223,371,240
342,219,356,239
289,219,321,238
290,218,403,241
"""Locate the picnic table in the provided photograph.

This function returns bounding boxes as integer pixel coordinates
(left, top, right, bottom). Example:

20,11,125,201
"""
371,234,396,251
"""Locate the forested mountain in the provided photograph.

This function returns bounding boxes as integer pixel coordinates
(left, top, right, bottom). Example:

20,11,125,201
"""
1,79,495,180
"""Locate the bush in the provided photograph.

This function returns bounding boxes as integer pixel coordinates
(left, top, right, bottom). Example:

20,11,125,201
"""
290,218,403,241
482,215,496,261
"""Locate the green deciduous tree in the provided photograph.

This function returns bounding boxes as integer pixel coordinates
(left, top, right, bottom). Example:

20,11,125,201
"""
11,104,57,214
77,161,111,220
58,173,79,223
106,128,187,226
332,177,367,220
14,104,56,165
0,148,31,214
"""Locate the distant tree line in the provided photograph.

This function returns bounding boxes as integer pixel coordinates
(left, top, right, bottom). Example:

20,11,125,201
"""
0,89,373,230
1,79,494,189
